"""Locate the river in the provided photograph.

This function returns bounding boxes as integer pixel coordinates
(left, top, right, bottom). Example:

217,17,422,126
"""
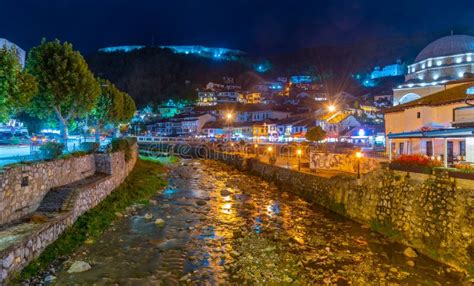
49,159,461,285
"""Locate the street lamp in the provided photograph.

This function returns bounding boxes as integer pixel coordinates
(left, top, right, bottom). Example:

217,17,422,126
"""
267,146,273,163
355,151,363,179
254,144,259,158
297,149,302,171
226,113,233,141
328,105,336,112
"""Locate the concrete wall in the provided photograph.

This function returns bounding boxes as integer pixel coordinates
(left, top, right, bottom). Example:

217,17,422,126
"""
0,145,138,283
216,154,473,274
0,155,96,225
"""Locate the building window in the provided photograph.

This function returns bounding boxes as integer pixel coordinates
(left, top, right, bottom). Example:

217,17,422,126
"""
398,142,404,155
417,112,421,118
460,141,466,156
426,141,433,156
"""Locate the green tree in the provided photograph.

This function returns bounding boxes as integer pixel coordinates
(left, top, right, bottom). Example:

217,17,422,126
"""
92,79,125,141
0,47,37,122
305,126,326,143
27,39,100,143
121,93,136,123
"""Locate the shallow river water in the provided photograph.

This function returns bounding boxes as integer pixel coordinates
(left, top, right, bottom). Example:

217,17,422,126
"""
51,160,462,285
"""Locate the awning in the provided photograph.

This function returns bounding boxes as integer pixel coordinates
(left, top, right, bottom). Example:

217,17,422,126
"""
387,127,474,139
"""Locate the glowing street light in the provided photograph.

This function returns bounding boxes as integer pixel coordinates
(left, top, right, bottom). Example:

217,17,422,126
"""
267,146,274,164
254,144,259,158
355,151,363,179
328,105,336,112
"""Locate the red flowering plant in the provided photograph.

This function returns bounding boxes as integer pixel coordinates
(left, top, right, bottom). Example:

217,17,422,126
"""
390,154,442,173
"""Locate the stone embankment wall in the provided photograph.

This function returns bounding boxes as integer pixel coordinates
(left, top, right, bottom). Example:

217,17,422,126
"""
0,145,138,283
216,153,473,274
0,155,96,225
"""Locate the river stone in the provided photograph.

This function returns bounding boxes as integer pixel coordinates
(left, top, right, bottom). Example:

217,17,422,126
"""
154,218,165,227
403,247,418,258
196,200,207,206
67,261,91,273
220,189,231,196
157,239,181,250
144,213,153,220
44,274,56,283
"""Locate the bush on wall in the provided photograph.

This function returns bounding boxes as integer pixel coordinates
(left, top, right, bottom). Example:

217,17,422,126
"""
39,142,65,160
111,137,136,161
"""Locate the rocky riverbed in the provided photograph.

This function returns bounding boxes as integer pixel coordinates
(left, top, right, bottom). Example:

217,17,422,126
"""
36,159,463,285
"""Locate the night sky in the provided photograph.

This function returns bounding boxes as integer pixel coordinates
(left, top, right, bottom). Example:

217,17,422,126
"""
2,0,474,55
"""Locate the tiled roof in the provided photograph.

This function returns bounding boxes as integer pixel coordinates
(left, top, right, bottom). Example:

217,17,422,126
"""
384,82,474,113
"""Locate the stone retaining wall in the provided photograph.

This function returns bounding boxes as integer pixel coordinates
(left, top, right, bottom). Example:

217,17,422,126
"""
216,153,474,274
0,155,96,225
0,145,138,283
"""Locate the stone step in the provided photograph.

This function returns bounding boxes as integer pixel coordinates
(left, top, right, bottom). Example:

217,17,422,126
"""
36,172,109,213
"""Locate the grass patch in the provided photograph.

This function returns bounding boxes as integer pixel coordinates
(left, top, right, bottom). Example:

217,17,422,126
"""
140,155,179,165
16,159,168,281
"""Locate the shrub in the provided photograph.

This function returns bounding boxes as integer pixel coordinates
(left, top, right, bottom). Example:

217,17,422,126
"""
111,137,137,161
392,154,442,168
79,142,100,153
39,142,64,160
453,162,474,173
390,154,442,174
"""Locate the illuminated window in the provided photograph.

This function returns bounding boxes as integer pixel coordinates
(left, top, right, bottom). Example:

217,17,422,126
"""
458,71,464,78
467,56,472,62
436,60,442,66
427,60,432,67
467,87,474,94
433,74,439,80
456,57,462,64
421,64,426,69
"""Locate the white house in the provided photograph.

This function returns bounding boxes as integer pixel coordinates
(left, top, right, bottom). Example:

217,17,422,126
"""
385,81,474,166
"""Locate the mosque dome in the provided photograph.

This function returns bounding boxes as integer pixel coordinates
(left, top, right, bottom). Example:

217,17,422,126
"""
415,35,474,62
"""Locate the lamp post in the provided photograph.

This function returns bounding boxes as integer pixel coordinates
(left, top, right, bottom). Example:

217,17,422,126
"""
230,142,234,154
267,146,273,164
254,144,259,158
226,113,233,141
356,151,363,179
297,149,302,171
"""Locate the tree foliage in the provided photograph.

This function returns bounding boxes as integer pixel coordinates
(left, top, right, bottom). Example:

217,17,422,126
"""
0,47,37,122
305,126,326,143
27,39,100,140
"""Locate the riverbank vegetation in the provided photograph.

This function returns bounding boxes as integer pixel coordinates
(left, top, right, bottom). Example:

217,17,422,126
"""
18,159,168,281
